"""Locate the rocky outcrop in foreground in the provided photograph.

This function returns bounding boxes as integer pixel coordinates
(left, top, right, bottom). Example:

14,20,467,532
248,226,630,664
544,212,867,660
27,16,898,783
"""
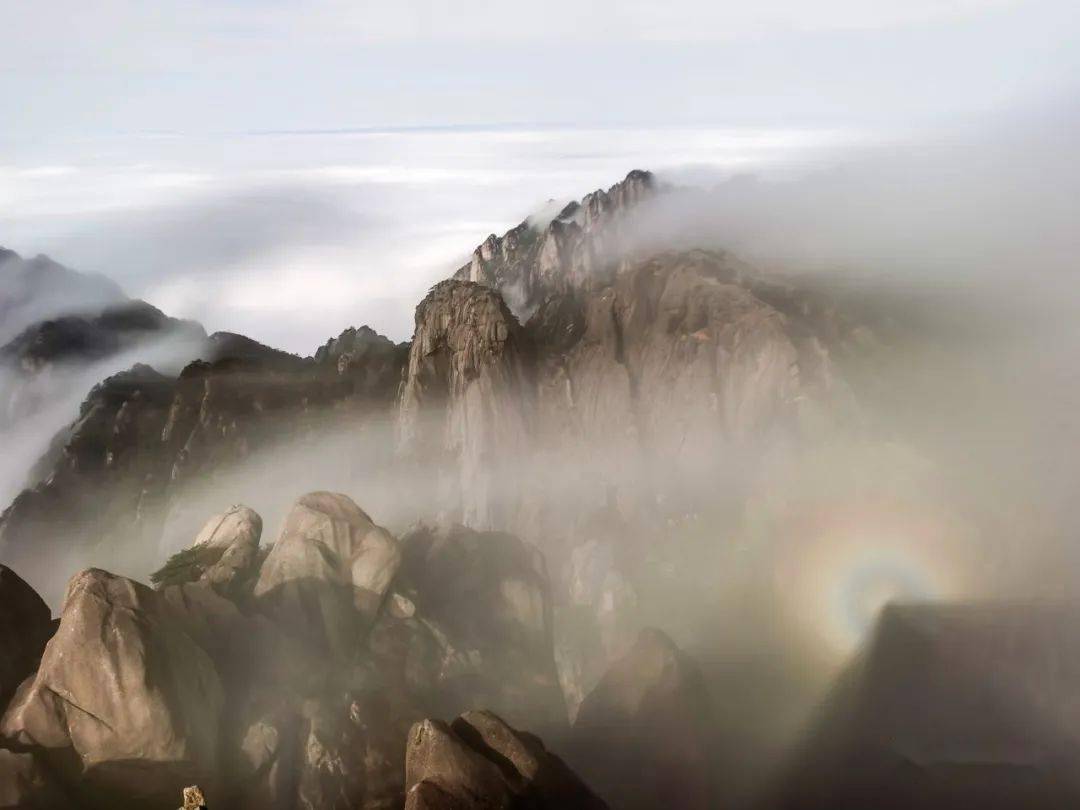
405,710,606,809
0,493,588,809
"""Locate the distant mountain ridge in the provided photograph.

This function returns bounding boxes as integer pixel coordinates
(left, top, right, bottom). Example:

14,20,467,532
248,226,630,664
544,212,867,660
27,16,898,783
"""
0,247,126,346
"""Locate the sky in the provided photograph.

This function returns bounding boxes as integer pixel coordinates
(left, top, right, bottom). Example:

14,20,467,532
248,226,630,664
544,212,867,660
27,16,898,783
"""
1,0,1078,352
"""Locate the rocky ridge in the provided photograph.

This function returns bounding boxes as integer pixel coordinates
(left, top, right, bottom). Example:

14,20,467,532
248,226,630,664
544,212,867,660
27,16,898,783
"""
0,328,407,604
0,249,126,347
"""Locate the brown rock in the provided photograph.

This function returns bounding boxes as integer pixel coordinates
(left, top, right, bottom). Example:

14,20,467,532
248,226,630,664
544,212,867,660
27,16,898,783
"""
396,281,533,530
404,711,606,810
0,568,224,806
253,492,401,660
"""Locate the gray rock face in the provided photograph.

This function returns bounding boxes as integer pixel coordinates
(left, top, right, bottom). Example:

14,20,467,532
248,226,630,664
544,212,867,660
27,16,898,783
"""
0,363,180,601
570,628,714,810
229,500,568,810
190,505,264,594
0,489,683,810
404,710,607,810
397,281,533,530
152,505,263,597
0,568,225,807
407,176,856,558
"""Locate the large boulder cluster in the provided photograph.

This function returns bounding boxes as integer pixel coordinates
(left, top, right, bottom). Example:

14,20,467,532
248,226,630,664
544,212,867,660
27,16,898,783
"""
0,493,659,809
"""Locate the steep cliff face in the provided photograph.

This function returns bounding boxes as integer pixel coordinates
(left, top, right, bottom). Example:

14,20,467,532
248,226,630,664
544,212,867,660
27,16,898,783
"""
454,170,657,319
406,172,856,542
398,171,866,722
397,281,533,529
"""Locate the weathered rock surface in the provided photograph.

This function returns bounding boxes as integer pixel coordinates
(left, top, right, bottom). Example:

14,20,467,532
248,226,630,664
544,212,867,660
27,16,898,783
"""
454,170,658,319
0,494,580,808
400,174,860,575
0,568,224,807
404,710,606,810
397,281,532,530
254,492,401,659
399,176,861,734
569,627,714,810
152,505,263,594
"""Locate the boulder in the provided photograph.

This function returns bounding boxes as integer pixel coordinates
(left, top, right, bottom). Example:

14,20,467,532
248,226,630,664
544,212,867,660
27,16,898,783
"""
404,710,607,809
0,569,224,807
405,719,512,809
0,566,53,711
153,505,263,597
570,627,713,810
253,492,401,660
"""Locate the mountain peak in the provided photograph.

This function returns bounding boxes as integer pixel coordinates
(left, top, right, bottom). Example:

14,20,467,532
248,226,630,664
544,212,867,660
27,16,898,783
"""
453,169,660,319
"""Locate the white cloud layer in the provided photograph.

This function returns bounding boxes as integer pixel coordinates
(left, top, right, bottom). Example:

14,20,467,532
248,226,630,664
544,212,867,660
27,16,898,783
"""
1,125,853,352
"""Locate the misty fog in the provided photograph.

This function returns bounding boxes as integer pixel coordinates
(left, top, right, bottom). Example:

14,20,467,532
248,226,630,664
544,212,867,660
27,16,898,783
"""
3,86,1080,810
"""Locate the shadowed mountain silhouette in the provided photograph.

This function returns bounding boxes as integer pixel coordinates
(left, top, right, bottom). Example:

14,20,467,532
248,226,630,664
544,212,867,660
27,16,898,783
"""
772,601,1080,810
